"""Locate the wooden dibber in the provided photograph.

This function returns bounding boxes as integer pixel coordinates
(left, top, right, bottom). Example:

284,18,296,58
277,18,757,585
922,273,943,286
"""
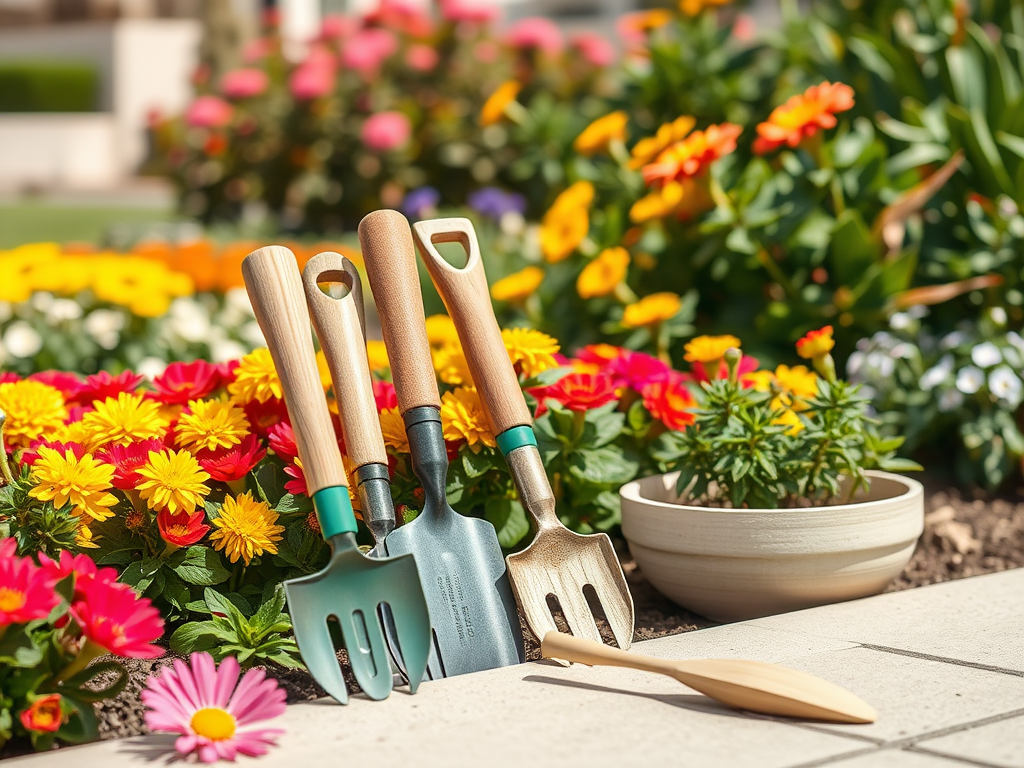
542,632,878,724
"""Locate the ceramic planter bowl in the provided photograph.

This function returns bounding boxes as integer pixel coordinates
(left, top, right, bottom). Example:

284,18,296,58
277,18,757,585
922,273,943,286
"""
620,470,924,622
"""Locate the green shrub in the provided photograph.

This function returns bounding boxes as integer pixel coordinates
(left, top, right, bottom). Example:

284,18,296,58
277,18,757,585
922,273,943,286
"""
0,61,98,112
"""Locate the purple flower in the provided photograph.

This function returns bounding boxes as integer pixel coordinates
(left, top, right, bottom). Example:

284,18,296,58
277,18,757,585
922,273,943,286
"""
401,186,440,218
467,187,526,220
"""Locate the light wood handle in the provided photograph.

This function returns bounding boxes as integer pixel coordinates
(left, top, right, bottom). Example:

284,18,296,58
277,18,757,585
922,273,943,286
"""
302,252,388,470
541,632,675,675
412,218,532,434
358,210,441,415
242,246,348,493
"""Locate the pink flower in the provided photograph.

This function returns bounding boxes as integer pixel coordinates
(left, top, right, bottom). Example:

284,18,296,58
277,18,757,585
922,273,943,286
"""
221,68,269,99
507,17,563,54
571,32,616,67
474,40,499,63
405,44,439,72
732,13,756,43
320,14,359,40
197,434,267,483
38,549,118,601
143,653,286,764
152,360,222,405
20,439,86,467
185,96,233,128
284,461,308,497
607,351,671,392
28,371,82,399
71,579,164,658
0,546,59,625
266,422,298,463
340,28,398,73
96,438,166,490
242,37,272,64
373,381,398,411
72,370,144,406
289,54,335,100
362,111,411,152
440,0,499,24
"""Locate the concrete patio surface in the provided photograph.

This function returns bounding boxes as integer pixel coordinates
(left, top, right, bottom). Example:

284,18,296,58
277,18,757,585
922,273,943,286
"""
11,569,1024,768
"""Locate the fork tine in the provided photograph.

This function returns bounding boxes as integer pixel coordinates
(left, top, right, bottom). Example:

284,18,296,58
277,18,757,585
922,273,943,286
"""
285,585,349,704
425,635,444,681
342,605,394,701
556,588,603,644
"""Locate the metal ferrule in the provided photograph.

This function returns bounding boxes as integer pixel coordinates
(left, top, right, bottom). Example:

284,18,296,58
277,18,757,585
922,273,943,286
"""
504,444,560,531
354,463,396,548
403,406,450,517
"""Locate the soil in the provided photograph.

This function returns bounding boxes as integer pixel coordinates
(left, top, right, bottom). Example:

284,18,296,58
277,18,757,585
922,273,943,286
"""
4,478,1022,760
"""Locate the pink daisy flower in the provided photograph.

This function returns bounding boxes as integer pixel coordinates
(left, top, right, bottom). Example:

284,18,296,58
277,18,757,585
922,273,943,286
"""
0,544,59,625
143,653,287,764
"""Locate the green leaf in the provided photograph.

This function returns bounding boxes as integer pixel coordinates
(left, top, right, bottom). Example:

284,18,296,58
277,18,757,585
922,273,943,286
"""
568,446,639,485
173,546,231,586
0,623,43,667
462,448,494,479
169,621,221,654
829,209,878,286
484,497,530,548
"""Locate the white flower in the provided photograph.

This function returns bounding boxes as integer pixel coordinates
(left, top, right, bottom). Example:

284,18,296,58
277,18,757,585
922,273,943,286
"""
224,287,255,316
989,307,1008,326
136,357,168,381
846,351,865,377
971,341,1002,368
938,388,964,412
1007,331,1024,354
211,339,246,363
907,305,929,319
3,321,42,358
46,299,83,325
920,355,953,391
168,298,211,343
956,366,985,394
240,321,265,347
889,312,912,330
866,351,895,377
941,331,968,350
84,309,125,350
30,292,54,313
988,367,1023,407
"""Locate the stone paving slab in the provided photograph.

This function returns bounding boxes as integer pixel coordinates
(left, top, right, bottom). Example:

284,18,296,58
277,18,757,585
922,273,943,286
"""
9,569,1023,768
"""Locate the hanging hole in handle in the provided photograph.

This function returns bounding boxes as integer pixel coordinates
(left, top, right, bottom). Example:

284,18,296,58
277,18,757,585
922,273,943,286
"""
316,269,355,300
429,231,472,269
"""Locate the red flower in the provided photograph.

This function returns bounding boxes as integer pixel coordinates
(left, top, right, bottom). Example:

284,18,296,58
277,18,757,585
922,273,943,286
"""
20,440,86,466
607,350,671,392
157,509,210,547
19,694,63,734
692,354,760,383
197,434,266,482
642,123,743,187
244,398,290,437
96,439,165,490
70,579,164,658
641,373,696,431
373,380,398,411
38,550,118,601
72,371,144,406
575,344,625,368
151,360,221,405
0,546,59,625
540,373,619,412
267,422,298,463
0,372,20,385
283,461,308,496
28,371,83,399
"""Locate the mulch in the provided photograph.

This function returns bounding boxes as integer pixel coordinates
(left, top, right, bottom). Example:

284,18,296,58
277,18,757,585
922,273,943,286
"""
4,478,1022,759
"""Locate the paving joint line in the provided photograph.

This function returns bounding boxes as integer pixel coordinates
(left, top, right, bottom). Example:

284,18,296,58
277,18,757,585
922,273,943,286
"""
856,644,1024,677
906,746,1010,768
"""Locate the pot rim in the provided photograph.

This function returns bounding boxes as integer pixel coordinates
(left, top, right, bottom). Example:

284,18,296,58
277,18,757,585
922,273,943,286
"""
620,469,923,515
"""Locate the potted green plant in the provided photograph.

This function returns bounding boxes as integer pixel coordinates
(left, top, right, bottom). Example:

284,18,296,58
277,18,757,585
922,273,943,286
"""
620,327,924,622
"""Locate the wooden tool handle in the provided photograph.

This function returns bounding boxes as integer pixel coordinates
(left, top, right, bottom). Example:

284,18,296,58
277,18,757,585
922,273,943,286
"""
242,246,348,493
358,210,440,415
302,252,388,470
541,632,674,675
412,218,532,434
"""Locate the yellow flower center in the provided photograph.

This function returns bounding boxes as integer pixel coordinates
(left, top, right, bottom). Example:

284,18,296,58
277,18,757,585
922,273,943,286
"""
190,707,236,741
0,587,27,613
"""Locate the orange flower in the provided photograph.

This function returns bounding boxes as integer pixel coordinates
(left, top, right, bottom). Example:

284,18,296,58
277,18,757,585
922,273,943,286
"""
641,122,743,188
480,81,521,127
679,0,731,16
753,82,855,155
629,116,696,169
577,247,630,299
19,694,64,734
796,326,835,359
629,177,713,224
641,374,695,431
574,111,629,156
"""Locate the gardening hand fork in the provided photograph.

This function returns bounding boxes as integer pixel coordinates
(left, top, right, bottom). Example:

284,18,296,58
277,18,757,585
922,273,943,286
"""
242,245,431,703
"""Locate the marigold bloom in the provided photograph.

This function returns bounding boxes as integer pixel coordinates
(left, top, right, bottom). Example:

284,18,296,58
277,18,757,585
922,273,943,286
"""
80,392,170,450
71,578,164,658
551,180,596,211
29,447,118,522
577,247,630,299
0,547,59,625
796,326,835,359
684,334,742,364
629,116,696,169
158,509,211,548
424,314,458,347
176,398,250,452
136,449,211,516
680,0,731,16
622,292,683,329
19,695,64,733
0,380,68,448
753,82,855,155
641,373,696,431
379,407,410,454
432,343,474,386
491,266,545,303
143,653,286,764
502,328,560,378
152,360,221,404
774,364,819,404
480,81,521,127
228,349,282,405
542,373,618,412
197,434,267,483
629,177,713,223
774,407,805,436
440,387,495,448
642,122,743,187
539,208,589,263
366,340,390,372
210,492,285,565
574,111,629,156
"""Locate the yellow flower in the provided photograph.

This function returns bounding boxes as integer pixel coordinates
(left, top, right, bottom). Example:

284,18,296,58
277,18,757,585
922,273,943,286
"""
683,334,741,363
577,247,630,299
540,208,589,263
491,266,545,303
75,521,99,549
378,407,410,454
176,397,250,452
80,392,169,450
629,116,697,169
623,293,683,329
574,111,629,156
432,343,474,386
551,181,596,212
228,348,282,405
773,407,804,436
629,177,713,224
425,315,458,348
440,387,495,448
742,370,776,392
0,380,67,449
136,449,211,515
29,447,118,522
774,364,818,404
680,0,730,17
366,340,390,372
502,328,559,378
210,491,285,565
316,349,333,389
796,326,835,359
480,81,521,126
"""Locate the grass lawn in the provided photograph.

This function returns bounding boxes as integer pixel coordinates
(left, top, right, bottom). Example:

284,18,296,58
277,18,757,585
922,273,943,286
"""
0,203,182,248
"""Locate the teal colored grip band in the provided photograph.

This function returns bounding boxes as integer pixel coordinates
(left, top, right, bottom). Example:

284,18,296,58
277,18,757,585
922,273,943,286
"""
312,486,358,539
496,425,538,457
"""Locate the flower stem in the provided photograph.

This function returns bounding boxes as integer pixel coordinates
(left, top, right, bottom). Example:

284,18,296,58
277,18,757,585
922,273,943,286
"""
0,416,15,487
56,640,105,683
